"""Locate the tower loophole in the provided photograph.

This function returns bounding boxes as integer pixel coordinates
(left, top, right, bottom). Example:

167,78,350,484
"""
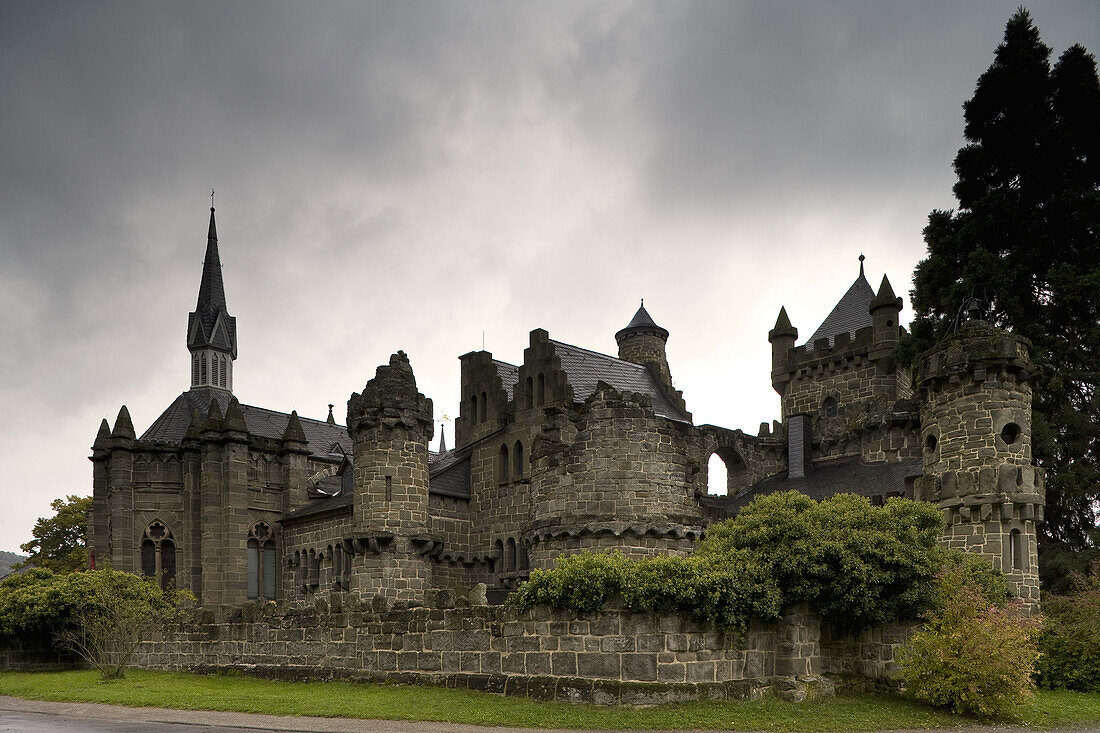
1000,423,1021,445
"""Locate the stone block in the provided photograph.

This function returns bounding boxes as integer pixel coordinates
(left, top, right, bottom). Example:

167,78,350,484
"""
577,652,620,680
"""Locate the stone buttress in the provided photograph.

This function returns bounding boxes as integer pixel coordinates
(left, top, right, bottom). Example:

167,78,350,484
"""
347,351,435,603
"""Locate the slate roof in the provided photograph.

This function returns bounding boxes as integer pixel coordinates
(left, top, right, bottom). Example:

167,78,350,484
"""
493,360,519,400
549,340,691,423
616,302,669,340
428,446,472,499
704,456,923,513
140,387,352,459
806,270,874,349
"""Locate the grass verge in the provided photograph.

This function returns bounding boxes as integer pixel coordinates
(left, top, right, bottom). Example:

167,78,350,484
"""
1,670,1098,730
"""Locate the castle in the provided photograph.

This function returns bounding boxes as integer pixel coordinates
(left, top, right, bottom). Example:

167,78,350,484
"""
88,208,1045,613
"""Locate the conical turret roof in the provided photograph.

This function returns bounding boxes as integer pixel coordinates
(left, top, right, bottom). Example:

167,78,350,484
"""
187,206,237,357
615,300,669,342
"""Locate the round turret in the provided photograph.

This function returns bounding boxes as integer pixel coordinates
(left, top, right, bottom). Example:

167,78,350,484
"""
616,300,674,391
916,321,1043,611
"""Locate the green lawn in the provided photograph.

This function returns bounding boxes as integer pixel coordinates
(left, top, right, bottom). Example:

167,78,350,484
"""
0,670,1097,730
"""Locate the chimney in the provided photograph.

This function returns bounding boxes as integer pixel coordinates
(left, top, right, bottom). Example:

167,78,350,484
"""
787,414,811,479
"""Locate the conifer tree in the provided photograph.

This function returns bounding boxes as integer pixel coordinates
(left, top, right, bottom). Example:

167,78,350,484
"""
906,10,1100,560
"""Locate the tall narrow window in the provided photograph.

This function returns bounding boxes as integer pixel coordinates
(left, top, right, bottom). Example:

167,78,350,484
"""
823,396,838,418
537,373,546,406
498,444,510,483
192,355,200,386
141,520,175,589
494,539,504,573
200,354,208,384
506,538,517,572
211,356,218,387
525,377,533,409
470,395,478,424
1010,529,1024,571
247,521,277,601
514,440,524,477
220,355,227,387
480,391,488,423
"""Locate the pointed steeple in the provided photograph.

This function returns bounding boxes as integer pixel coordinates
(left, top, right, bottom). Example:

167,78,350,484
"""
112,405,135,439
93,419,112,449
770,306,796,336
224,396,247,432
871,274,897,306
281,410,308,444
438,427,447,453
616,299,669,342
327,404,336,425
187,201,237,392
806,256,875,348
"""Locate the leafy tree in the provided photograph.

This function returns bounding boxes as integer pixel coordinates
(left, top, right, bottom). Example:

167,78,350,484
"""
903,10,1100,560
18,495,91,573
1037,560,1100,691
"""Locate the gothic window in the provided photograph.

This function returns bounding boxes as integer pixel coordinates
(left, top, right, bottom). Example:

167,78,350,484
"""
494,539,504,573
525,377,533,409
141,520,175,589
823,396,838,418
498,443,510,483
212,356,219,387
537,373,546,406
200,354,208,384
192,354,200,386
219,355,227,387
247,521,276,600
470,395,478,424
513,440,524,477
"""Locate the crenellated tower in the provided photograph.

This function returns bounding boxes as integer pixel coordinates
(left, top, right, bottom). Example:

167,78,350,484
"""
187,206,237,391
915,320,1044,612
346,351,435,602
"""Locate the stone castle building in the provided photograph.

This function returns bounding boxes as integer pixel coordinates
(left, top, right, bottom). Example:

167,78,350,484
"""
89,209,1044,612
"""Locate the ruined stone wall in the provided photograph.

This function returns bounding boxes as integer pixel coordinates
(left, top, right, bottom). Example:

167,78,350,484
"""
125,602,899,704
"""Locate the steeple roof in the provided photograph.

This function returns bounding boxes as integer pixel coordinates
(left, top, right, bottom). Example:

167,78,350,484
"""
615,300,669,342
806,256,875,348
187,206,237,357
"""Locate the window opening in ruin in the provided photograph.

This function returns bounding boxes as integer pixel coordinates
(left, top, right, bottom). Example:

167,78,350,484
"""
519,544,529,571
513,440,524,477
470,395,477,424
1001,423,1021,445
926,433,938,452
498,444,510,483
247,521,276,601
506,537,517,572
140,520,175,589
494,539,504,573
525,377,533,409
480,391,488,423
823,396,838,418
537,373,546,406
707,453,728,496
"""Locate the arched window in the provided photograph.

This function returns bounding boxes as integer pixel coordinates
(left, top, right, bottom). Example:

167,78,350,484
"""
247,521,277,601
506,538,517,572
514,440,524,477
480,391,488,423
823,396,838,418
1010,529,1025,571
498,443,510,483
470,395,478,424
494,539,504,573
537,373,546,406
706,453,728,496
525,377,533,409
706,449,751,496
294,550,304,594
519,543,529,571
220,355,227,387
200,353,208,385
141,520,175,589
211,356,218,387
192,354,200,386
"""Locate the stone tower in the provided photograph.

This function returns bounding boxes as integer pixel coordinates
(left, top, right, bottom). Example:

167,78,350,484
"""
346,351,435,603
916,320,1044,611
615,301,686,413
187,206,237,391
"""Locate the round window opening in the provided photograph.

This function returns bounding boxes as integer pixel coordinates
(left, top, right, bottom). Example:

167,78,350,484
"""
925,434,938,452
1001,423,1021,445
887,320,894,327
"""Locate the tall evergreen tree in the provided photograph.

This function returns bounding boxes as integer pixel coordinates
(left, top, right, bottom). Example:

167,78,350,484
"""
906,10,1100,559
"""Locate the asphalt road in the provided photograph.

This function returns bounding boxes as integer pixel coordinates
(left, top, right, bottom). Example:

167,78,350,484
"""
2,697,1099,733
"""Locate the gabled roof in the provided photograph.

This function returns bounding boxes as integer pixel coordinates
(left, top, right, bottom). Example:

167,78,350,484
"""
806,266,874,349
549,340,691,423
140,387,351,459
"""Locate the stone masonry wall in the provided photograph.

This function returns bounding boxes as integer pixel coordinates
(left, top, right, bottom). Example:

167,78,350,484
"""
126,602,901,704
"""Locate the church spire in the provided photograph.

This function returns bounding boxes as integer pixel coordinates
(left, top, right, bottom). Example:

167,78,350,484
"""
187,199,237,392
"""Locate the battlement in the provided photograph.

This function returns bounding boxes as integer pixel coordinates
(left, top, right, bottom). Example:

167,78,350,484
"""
917,322,1032,389
784,325,877,373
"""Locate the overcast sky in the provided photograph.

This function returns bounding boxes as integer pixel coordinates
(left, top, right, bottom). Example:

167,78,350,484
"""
1,1,1096,553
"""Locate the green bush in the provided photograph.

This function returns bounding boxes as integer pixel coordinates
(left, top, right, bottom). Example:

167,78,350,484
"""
512,492,948,632
1038,563,1100,692
897,564,1041,718
0,568,192,679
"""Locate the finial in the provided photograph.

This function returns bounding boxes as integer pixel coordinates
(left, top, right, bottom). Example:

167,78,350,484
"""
327,404,335,425
641,298,644,308
858,253,865,277
210,188,215,211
